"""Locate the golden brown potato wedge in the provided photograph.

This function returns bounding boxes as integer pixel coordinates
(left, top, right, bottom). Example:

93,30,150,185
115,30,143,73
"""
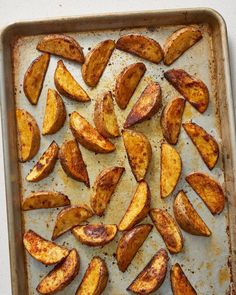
173,190,211,236
118,180,151,231
124,82,162,128
23,53,50,105
116,224,153,272
75,256,108,295
37,34,84,63
115,62,146,109
164,69,209,113
150,209,183,254
72,224,117,247
16,108,40,162
161,97,185,145
116,34,163,64
22,191,70,210
90,166,125,216
163,26,202,65
82,39,115,87
127,249,168,294
37,249,79,294
59,139,90,187
23,230,69,265
26,141,59,182
54,60,90,102
42,89,66,135
52,205,93,240
183,122,219,170
171,263,197,295
94,91,120,138
160,143,182,198
186,172,225,215
70,111,115,153
122,129,152,181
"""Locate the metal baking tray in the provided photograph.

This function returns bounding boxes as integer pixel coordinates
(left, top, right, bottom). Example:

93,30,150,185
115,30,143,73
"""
0,8,235,295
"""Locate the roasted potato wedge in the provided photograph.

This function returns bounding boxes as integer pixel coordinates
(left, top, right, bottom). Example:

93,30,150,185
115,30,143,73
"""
23,230,69,265
59,139,90,187
37,249,79,294
22,191,70,210
90,166,125,216
124,82,162,128
94,91,120,138
37,34,84,63
123,129,152,181
150,209,183,254
183,122,219,170
160,143,182,198
171,263,197,295
118,180,151,231
116,34,163,64
116,224,153,272
75,256,108,295
164,69,209,113
42,89,66,135
82,39,115,87
54,60,90,102
127,249,168,294
163,26,202,65
161,97,185,145
174,190,211,236
16,108,40,162
23,53,50,105
72,224,117,247
26,141,59,182
186,172,225,215
115,62,146,109
52,205,93,240
70,111,115,153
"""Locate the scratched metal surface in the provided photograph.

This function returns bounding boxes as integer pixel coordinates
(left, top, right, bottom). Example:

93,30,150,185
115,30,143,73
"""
12,23,232,295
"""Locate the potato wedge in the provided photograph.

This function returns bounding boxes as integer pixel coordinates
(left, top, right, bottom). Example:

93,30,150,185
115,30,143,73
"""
52,205,93,240
171,263,197,295
82,39,115,87
23,230,69,265
75,256,108,295
116,34,163,64
16,108,40,162
90,166,125,216
150,209,183,254
59,139,90,187
72,224,117,247
42,89,66,135
161,97,185,145
122,129,152,181
22,191,70,210
186,172,225,215
23,53,50,105
163,26,202,65
173,190,211,236
94,91,120,138
118,180,151,231
37,249,79,294
70,111,115,153
183,122,219,170
37,34,84,63
127,249,168,294
164,69,209,113
116,224,153,272
54,60,90,102
124,82,162,128
115,62,146,109
160,143,182,198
